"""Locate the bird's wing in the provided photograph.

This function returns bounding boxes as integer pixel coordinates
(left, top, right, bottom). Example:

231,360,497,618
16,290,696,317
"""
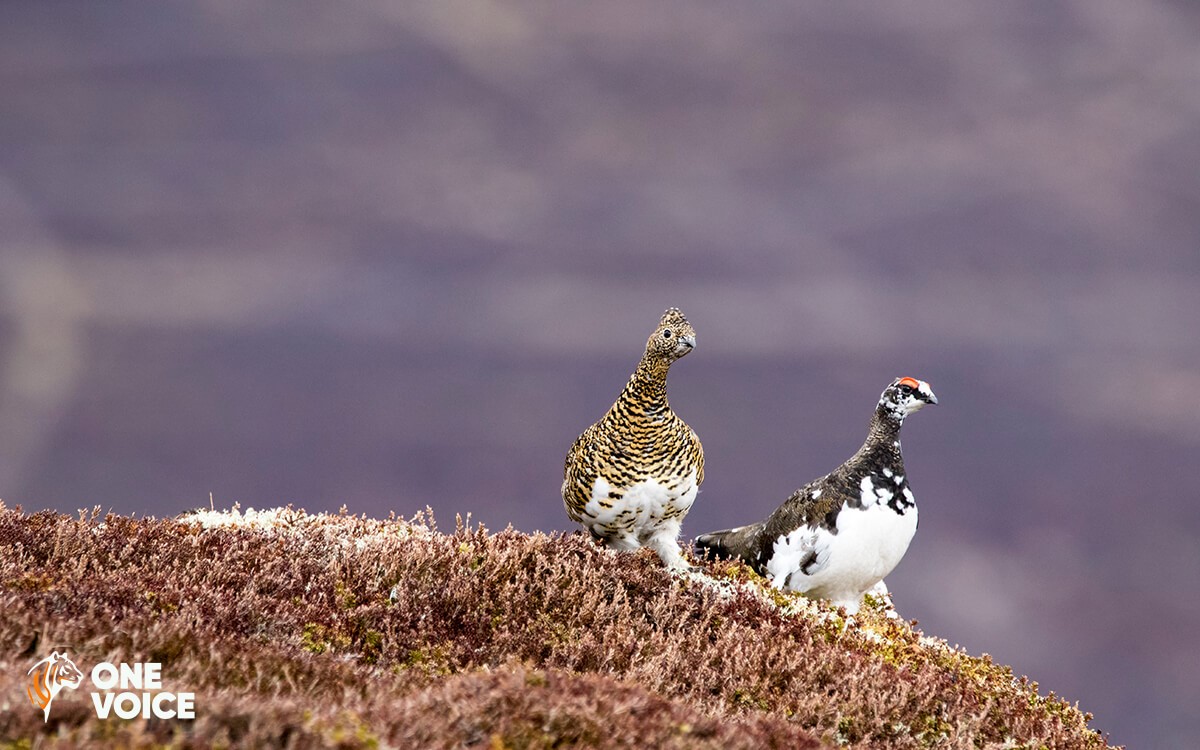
562,424,603,519
688,425,705,485
764,482,838,532
769,525,832,581
759,482,842,578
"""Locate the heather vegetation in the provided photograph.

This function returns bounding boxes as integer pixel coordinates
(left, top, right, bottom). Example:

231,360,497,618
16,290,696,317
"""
0,503,1115,749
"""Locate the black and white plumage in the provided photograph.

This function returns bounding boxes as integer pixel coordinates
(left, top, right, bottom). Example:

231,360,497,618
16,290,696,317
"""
695,377,937,613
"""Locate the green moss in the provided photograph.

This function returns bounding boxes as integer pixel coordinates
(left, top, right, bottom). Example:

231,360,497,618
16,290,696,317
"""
401,645,453,676
318,711,381,749
836,715,861,744
301,622,350,655
144,589,179,614
913,709,952,746
4,573,54,592
334,580,358,609
301,623,328,654
361,629,384,663
731,688,771,712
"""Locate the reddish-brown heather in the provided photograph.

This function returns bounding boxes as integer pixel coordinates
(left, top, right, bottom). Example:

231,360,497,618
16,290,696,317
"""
0,504,1117,749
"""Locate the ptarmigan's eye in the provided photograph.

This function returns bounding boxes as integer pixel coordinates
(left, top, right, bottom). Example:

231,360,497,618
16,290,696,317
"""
662,330,673,339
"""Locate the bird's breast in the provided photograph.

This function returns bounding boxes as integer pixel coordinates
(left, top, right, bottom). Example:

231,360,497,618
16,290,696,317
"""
582,469,699,531
830,501,918,580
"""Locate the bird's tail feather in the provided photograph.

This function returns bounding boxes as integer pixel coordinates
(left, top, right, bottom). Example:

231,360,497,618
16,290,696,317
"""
694,523,763,562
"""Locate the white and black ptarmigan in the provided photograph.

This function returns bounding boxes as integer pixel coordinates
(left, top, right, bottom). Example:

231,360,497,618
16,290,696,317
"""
562,308,704,571
695,377,938,613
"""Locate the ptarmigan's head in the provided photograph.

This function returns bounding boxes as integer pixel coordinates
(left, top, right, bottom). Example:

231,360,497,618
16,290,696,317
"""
646,307,696,362
879,377,938,420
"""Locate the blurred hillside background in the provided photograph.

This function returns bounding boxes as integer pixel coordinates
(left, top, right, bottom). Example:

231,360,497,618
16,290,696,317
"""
2,2,1198,746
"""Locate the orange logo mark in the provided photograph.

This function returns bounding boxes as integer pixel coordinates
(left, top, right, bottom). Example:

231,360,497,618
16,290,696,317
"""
26,651,84,722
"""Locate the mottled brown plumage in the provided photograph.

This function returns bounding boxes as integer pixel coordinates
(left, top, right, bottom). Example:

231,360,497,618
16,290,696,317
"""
562,308,704,570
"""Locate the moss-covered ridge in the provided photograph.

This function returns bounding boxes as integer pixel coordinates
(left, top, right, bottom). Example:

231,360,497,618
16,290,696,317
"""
0,504,1115,749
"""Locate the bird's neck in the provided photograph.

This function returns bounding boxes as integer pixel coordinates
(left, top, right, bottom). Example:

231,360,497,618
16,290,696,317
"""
617,356,671,418
855,406,905,467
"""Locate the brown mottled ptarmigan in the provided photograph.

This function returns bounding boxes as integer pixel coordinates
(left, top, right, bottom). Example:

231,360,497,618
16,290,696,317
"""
562,307,704,571
695,377,937,613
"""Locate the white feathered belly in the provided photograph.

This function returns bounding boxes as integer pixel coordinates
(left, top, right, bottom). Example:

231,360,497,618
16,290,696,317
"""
581,469,698,544
770,503,917,602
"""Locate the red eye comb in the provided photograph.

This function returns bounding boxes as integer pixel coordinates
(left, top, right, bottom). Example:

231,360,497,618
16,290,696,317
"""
898,377,921,389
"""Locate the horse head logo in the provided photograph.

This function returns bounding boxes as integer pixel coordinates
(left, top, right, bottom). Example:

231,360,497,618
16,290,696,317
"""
26,650,84,722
